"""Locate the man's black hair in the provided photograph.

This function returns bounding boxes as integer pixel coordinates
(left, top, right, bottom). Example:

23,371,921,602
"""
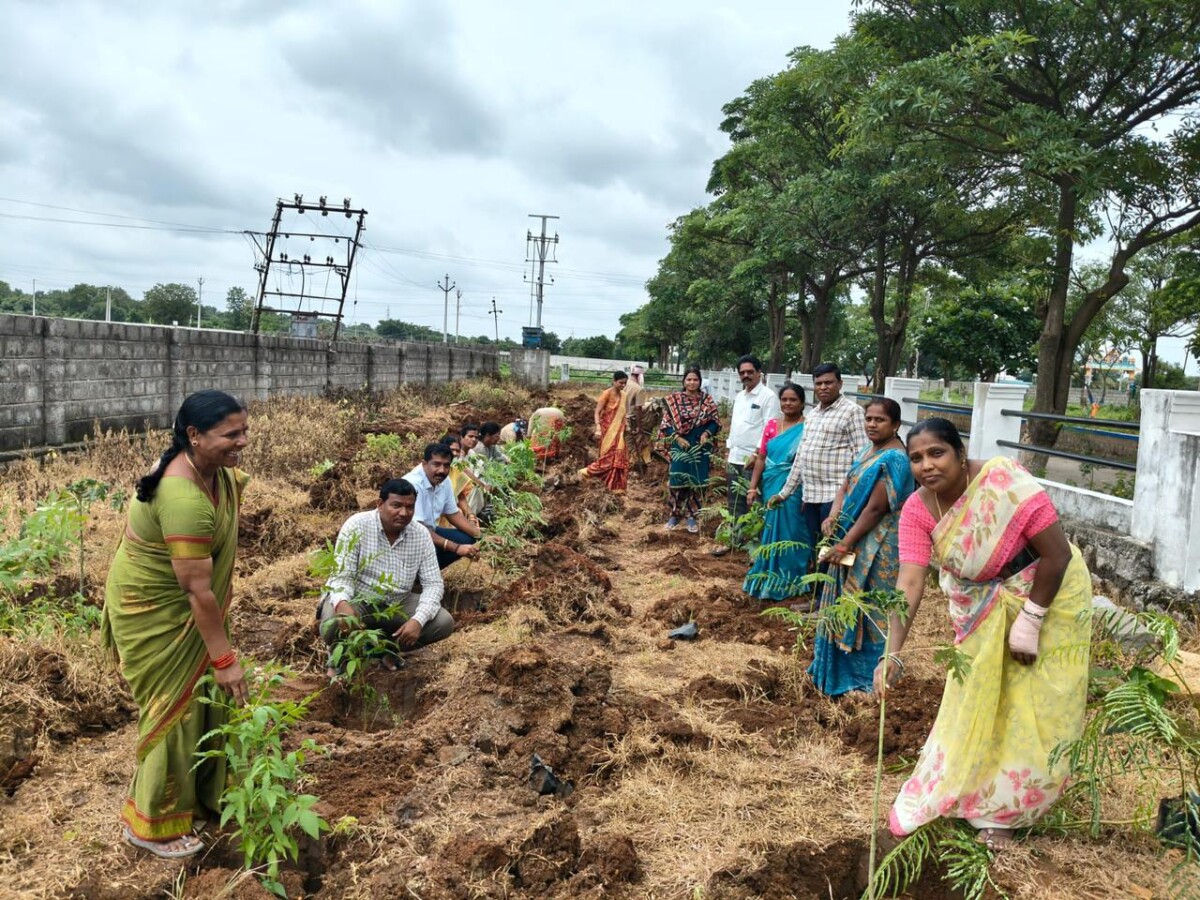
479,422,502,438
736,354,763,373
423,442,455,461
812,362,842,380
379,478,418,501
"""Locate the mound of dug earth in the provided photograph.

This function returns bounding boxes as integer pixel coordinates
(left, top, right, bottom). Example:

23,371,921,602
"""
497,543,631,624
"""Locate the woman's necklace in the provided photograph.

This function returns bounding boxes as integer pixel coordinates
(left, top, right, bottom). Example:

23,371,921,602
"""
934,466,968,520
184,452,217,505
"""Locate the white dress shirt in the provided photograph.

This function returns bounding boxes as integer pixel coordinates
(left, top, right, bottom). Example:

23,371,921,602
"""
726,380,782,467
403,464,459,527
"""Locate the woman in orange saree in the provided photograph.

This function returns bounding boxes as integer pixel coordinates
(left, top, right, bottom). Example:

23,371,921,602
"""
579,371,629,492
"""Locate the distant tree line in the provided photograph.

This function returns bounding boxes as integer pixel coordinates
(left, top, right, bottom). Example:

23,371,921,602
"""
0,281,548,349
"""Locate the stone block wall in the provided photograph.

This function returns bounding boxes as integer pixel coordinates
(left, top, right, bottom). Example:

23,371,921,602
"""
0,316,47,448
0,314,499,452
509,348,551,389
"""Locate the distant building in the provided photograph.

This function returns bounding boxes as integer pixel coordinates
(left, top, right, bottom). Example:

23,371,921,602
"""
1084,350,1139,384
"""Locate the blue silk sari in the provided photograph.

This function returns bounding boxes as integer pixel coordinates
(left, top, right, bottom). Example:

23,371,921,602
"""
743,422,811,600
809,445,914,695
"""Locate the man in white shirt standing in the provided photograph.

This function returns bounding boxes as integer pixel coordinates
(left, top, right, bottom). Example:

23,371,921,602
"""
713,354,781,556
404,442,483,569
318,478,455,676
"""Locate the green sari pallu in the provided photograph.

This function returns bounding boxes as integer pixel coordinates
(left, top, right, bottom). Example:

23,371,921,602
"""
101,468,248,840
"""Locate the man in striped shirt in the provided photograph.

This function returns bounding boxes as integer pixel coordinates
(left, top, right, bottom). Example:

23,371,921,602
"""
775,362,869,543
318,478,455,674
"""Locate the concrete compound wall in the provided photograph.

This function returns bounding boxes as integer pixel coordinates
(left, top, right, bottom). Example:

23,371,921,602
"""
509,348,552,390
0,314,499,452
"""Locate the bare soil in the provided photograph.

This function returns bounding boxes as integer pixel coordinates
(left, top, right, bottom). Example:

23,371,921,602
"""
0,384,1180,900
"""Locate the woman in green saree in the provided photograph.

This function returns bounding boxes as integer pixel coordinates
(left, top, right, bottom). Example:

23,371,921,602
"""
102,390,250,859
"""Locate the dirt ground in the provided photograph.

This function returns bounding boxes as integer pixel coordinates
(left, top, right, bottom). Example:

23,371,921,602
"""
0,381,1185,899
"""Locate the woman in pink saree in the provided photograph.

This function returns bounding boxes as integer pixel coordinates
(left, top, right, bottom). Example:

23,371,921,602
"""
876,418,1091,850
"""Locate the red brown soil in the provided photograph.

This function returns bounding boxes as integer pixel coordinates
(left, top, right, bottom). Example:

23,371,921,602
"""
707,838,866,899
645,585,796,648
839,674,944,762
2,645,136,793
706,836,1002,900
2,386,1093,900
307,461,359,511
493,542,632,624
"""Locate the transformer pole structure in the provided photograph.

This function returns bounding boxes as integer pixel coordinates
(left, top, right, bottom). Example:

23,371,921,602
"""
524,214,559,329
455,288,462,344
248,195,368,340
489,296,502,343
437,274,456,344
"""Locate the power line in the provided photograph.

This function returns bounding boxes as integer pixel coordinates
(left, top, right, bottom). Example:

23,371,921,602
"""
0,211,235,235
0,196,241,232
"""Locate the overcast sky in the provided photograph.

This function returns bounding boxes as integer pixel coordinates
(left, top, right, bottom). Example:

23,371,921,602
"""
0,0,857,343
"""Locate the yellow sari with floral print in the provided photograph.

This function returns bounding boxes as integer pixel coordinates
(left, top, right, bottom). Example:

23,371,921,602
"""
889,458,1091,835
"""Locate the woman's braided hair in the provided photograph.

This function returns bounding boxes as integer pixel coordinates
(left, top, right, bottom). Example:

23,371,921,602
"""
136,390,245,502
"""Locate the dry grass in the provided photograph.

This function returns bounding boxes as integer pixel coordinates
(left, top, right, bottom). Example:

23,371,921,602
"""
0,383,1197,899
238,394,362,485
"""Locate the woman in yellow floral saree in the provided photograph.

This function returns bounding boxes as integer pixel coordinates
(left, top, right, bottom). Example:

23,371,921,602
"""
579,371,629,492
102,390,250,858
877,418,1090,849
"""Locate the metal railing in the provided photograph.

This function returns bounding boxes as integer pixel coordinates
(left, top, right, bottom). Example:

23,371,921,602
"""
996,409,1138,472
900,396,972,438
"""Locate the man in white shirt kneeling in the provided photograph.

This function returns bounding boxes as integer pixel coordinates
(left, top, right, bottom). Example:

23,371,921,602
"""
318,478,456,675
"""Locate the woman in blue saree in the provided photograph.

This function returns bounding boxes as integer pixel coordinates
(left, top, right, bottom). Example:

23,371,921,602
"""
744,383,811,600
810,398,914,695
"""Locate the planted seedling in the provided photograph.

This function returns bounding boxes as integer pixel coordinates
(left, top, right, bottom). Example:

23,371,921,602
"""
196,665,329,898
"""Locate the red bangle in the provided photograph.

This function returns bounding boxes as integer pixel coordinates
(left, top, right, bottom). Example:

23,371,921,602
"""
211,651,237,670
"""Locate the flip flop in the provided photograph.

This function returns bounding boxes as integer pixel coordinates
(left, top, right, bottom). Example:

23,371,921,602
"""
976,828,1012,852
123,825,204,859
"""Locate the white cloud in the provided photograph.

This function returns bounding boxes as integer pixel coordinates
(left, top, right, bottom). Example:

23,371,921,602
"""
0,0,855,341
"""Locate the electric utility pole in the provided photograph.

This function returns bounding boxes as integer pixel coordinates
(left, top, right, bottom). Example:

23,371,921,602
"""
489,296,502,343
455,288,463,344
31,278,36,316
105,286,112,322
196,276,204,328
438,273,456,343
524,214,559,328
248,195,368,340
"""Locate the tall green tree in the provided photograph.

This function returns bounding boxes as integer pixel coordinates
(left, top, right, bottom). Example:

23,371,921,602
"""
560,335,616,359
225,287,253,330
1113,241,1200,389
918,283,1040,382
711,45,877,371
143,283,199,325
852,0,1200,436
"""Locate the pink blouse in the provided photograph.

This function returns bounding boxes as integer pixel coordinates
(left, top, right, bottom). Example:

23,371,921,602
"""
757,419,780,456
897,490,1058,578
